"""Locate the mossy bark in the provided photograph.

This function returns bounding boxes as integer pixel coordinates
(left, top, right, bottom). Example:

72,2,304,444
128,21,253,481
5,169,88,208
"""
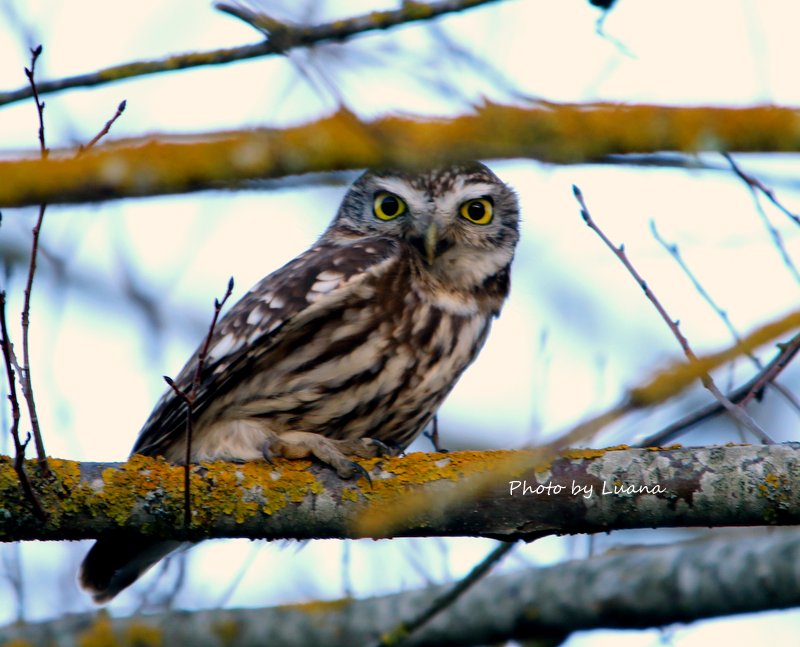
1,444,800,542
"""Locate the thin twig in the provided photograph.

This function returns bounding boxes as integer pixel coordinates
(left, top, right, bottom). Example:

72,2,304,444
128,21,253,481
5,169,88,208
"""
650,220,753,357
192,277,234,397
651,220,800,419
375,541,516,647
724,152,800,228
573,185,773,444
21,45,50,477
642,332,800,446
164,278,234,527
78,100,127,155
723,153,800,285
0,293,46,519
24,45,47,159
0,0,506,108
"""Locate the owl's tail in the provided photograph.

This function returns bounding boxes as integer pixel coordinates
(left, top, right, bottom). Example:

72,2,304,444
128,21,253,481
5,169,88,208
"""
79,537,186,603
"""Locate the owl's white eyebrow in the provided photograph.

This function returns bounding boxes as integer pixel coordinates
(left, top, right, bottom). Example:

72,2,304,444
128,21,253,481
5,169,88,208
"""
456,182,498,200
375,177,419,197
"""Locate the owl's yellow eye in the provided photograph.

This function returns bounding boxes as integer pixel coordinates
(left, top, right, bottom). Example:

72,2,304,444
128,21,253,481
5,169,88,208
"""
373,192,407,221
459,198,493,225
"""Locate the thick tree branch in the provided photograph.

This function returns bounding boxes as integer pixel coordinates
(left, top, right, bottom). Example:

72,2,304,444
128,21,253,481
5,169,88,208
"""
0,0,505,109
1,104,800,208
3,528,800,646
2,444,800,542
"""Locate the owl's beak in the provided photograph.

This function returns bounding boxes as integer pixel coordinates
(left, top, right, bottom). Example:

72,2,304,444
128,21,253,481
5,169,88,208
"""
423,222,438,265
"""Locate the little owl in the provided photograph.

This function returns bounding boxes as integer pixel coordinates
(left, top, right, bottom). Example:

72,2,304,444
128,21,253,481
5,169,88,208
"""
80,161,520,602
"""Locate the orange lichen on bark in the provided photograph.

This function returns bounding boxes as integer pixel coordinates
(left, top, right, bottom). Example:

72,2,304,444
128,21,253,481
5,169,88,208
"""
2,103,800,208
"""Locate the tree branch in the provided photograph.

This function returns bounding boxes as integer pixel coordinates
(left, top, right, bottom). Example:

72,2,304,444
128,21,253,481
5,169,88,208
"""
2,444,800,542
4,528,800,646
2,104,800,208
574,184,772,443
0,0,506,109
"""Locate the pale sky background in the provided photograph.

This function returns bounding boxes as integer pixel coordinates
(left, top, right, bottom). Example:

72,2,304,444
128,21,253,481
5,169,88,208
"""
1,0,800,644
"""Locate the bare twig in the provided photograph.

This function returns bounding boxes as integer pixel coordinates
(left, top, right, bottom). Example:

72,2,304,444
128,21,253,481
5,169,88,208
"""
650,220,752,356
164,278,234,527
643,332,800,446
723,153,800,285
78,100,127,155
573,185,773,443
0,292,45,519
24,45,47,158
724,152,800,228
192,277,234,398
20,45,50,477
0,0,506,109
651,220,800,419
375,541,516,647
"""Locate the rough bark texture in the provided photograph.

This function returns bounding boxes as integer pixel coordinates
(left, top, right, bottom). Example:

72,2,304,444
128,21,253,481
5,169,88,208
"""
1,444,799,543
2,528,800,646
1,104,799,208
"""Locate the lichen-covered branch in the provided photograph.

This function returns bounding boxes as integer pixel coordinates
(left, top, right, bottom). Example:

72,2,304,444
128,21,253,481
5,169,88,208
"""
2,444,800,543
3,528,800,646
0,0,505,109
2,103,800,208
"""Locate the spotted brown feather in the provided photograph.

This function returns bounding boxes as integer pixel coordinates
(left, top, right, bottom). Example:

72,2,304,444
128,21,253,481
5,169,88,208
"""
133,237,400,457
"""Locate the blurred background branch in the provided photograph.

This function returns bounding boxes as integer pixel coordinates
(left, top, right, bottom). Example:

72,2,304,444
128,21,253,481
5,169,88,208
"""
3,527,800,647
2,103,800,208
0,0,506,108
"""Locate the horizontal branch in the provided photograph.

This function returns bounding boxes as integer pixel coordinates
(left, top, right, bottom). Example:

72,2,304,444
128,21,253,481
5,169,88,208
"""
3,528,800,646
2,103,800,208
2,444,800,542
0,0,504,108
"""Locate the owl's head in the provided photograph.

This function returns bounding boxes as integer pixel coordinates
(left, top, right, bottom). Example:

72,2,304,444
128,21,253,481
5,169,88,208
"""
330,162,520,288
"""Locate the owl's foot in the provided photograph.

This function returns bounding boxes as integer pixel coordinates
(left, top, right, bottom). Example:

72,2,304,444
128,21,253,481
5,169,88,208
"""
260,431,391,482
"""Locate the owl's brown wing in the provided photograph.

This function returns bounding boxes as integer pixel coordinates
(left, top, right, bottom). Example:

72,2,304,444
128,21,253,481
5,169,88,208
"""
132,236,400,457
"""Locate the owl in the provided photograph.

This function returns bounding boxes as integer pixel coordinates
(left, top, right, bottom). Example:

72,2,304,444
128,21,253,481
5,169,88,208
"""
79,162,520,602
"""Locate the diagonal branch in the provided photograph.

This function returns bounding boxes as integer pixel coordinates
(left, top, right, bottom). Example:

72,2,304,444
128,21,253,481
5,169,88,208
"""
573,185,773,443
642,331,800,445
0,0,506,109
376,541,516,646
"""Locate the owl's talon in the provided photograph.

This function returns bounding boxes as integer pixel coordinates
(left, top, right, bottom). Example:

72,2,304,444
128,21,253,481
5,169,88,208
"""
367,438,393,457
343,460,372,486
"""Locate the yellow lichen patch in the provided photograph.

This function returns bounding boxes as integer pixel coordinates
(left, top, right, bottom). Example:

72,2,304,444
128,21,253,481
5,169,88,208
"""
94,455,184,527
354,450,520,535
186,458,323,524
756,472,793,524
562,445,630,462
341,487,360,503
